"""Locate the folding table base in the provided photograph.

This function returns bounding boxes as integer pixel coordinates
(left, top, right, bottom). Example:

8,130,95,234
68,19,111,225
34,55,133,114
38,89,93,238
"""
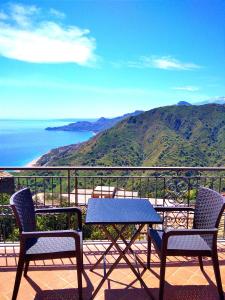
90,224,154,300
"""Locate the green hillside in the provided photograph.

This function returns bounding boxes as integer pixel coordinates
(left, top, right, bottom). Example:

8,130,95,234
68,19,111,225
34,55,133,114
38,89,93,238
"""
37,104,225,167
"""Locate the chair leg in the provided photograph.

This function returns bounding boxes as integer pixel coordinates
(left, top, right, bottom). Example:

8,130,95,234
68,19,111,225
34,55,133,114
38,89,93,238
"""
198,256,204,272
12,257,25,300
147,234,151,269
212,253,224,300
81,250,84,270
77,255,83,300
24,260,30,277
159,255,166,300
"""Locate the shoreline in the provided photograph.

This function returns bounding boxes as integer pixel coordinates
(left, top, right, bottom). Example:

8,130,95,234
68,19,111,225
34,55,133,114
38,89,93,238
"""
24,132,95,168
25,156,42,167
23,131,95,168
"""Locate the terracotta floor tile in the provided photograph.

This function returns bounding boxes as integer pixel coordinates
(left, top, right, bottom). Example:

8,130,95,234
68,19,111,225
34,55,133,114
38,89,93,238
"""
0,241,225,300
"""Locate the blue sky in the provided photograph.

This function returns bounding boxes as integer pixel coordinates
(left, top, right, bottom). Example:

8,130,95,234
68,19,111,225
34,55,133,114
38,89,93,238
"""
0,0,224,118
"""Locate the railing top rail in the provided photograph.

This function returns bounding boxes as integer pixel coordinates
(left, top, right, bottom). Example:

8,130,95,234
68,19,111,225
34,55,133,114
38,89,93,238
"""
1,166,225,171
4,175,225,179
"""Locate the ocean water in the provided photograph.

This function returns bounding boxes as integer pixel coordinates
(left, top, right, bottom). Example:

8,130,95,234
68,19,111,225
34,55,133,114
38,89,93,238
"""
0,119,94,166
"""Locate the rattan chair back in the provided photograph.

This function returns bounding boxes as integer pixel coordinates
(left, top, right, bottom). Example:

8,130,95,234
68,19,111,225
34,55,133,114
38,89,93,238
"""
10,188,36,233
194,187,225,230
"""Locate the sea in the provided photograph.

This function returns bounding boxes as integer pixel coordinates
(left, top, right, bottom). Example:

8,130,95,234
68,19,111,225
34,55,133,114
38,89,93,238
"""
0,119,94,166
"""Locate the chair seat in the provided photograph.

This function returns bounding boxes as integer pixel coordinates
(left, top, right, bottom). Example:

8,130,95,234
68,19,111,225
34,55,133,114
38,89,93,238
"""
25,232,82,256
149,229,211,254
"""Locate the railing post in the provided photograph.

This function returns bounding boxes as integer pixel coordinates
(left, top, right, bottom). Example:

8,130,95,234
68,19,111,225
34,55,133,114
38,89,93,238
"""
67,169,70,206
75,170,78,206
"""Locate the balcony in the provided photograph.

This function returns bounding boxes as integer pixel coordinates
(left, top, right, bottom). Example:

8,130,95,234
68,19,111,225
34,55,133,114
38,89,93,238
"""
0,240,224,300
0,166,225,299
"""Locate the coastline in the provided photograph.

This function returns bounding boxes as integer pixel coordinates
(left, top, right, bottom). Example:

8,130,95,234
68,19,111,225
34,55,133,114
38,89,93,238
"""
24,132,94,168
25,156,42,167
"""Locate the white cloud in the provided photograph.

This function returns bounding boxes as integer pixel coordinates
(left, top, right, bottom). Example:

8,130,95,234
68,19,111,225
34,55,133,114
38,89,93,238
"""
9,3,39,27
49,8,65,19
123,55,201,71
172,86,200,92
0,3,96,65
150,56,200,70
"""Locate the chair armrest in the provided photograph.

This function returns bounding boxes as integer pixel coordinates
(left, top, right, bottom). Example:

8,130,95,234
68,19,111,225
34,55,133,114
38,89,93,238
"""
21,229,81,239
35,207,82,230
21,230,81,247
154,206,194,212
164,228,218,238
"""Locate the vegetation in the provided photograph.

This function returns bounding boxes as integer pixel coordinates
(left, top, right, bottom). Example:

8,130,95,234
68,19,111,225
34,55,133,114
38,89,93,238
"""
38,104,225,168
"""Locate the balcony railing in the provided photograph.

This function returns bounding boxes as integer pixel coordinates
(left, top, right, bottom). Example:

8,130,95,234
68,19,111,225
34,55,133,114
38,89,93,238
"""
0,166,225,243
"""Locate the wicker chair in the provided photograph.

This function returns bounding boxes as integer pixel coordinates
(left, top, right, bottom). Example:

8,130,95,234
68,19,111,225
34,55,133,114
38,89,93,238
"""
147,187,225,300
10,188,83,300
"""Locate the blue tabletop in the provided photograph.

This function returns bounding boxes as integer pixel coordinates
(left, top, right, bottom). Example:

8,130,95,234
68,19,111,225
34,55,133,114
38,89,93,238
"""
85,198,162,225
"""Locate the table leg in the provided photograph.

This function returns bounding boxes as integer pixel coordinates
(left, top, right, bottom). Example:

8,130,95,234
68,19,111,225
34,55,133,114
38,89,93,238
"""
90,224,154,300
103,225,154,300
112,224,146,270
90,224,127,271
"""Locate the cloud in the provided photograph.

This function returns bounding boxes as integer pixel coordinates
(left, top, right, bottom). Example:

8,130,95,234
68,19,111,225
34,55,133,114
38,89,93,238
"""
8,3,39,27
49,8,65,19
150,56,200,70
172,86,200,92
0,3,96,65
118,55,201,71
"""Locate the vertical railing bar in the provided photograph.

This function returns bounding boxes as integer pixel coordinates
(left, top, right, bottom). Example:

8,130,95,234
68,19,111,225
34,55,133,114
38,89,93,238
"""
100,177,102,198
163,177,166,207
51,176,54,207
92,176,95,199
60,177,62,207
147,176,150,202
84,176,86,205
43,177,46,206
34,177,37,206
187,178,191,229
132,176,134,199
139,176,142,199
155,177,158,202
68,169,71,206
123,176,125,198
75,170,78,206
163,176,167,230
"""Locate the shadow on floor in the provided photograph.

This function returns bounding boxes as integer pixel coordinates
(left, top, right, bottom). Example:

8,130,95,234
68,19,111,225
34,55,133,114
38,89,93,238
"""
104,285,222,300
26,270,93,300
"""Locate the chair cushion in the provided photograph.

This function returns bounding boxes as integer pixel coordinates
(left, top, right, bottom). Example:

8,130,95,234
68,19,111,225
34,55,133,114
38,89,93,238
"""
149,229,211,252
25,232,82,255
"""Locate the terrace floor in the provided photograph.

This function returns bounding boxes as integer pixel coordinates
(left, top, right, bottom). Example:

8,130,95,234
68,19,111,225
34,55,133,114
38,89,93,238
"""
0,241,225,300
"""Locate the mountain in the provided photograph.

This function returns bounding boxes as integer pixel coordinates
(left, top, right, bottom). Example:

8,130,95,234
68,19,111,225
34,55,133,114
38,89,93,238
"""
46,110,143,133
195,97,225,106
37,104,225,167
177,101,192,106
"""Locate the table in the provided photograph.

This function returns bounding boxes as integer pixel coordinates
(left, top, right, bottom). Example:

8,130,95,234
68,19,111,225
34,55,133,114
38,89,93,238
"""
86,198,162,299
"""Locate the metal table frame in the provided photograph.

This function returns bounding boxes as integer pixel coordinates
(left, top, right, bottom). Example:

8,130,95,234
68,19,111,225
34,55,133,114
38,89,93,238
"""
86,198,162,299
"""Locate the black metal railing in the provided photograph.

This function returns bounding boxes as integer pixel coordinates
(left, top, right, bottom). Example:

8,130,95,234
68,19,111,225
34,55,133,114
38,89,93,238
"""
0,166,225,243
